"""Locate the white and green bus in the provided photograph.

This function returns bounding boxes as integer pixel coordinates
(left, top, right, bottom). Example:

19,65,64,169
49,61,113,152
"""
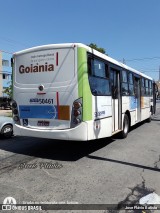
12,43,156,140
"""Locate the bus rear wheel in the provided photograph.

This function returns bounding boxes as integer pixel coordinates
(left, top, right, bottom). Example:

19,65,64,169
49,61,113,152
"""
120,114,129,139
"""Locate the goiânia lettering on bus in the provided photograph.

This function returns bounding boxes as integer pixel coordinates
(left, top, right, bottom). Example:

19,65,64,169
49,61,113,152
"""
19,62,54,74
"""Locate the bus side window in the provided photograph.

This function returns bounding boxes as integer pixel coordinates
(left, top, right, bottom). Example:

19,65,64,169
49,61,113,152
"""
128,72,134,96
87,56,92,75
134,79,138,98
121,70,129,96
110,69,118,99
145,79,149,96
110,70,114,97
105,64,109,79
88,57,111,96
141,78,145,96
149,80,152,96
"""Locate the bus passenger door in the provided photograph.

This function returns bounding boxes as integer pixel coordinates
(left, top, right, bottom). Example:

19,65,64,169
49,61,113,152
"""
110,69,121,132
134,77,141,122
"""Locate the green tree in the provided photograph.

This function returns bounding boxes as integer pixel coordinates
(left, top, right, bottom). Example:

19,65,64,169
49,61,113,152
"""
3,58,13,98
88,43,106,54
3,81,12,98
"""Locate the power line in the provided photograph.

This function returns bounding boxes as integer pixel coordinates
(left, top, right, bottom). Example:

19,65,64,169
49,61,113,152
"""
0,36,31,48
0,50,13,54
136,67,158,70
140,70,160,72
125,56,160,62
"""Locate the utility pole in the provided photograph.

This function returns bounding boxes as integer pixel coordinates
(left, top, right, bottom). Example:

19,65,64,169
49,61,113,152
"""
123,58,126,64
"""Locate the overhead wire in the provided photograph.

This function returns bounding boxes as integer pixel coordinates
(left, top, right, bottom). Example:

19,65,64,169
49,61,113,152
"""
125,56,160,62
0,36,31,48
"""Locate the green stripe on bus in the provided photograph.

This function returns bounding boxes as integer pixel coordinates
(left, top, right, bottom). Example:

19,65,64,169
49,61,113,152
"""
78,47,92,121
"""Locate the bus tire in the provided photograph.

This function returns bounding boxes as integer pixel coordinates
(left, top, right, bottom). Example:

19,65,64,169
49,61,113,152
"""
147,115,152,123
120,114,129,139
150,106,153,115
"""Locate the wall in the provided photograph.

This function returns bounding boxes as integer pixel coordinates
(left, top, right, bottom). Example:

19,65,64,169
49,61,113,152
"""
1,52,12,96
0,52,2,96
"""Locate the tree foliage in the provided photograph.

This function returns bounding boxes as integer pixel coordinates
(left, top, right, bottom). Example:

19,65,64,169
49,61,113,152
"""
88,43,106,54
3,82,12,98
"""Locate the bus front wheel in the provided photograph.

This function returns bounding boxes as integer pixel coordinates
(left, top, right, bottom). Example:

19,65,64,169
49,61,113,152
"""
120,114,129,139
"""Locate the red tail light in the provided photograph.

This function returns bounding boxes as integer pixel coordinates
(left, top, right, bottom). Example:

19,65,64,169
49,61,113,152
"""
74,110,81,117
71,98,82,128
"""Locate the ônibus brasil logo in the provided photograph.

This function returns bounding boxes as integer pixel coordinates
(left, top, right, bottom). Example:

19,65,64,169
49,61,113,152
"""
2,197,16,211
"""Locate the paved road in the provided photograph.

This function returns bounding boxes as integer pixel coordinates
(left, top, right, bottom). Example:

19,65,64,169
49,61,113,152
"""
0,104,160,213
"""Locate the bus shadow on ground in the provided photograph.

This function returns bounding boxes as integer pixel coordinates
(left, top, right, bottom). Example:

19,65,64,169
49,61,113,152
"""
113,117,160,139
0,118,158,161
112,120,146,139
0,136,115,161
87,154,160,173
